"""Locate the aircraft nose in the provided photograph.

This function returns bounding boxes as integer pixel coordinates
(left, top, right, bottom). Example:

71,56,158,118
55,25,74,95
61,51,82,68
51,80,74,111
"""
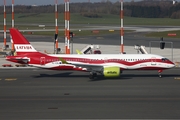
171,62,175,68
173,63,175,67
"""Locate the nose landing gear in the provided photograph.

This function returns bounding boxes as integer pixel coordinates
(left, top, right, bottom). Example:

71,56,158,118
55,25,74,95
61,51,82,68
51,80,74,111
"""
158,70,163,78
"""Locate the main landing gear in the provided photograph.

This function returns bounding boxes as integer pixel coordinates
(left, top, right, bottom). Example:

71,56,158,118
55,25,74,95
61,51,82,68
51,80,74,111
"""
89,71,97,80
158,70,163,78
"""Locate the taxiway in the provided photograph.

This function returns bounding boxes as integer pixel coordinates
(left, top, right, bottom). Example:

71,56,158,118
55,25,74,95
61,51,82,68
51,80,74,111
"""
0,68,180,119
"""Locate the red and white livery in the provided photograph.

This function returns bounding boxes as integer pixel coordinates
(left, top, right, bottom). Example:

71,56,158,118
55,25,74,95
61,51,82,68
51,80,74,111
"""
6,28,175,79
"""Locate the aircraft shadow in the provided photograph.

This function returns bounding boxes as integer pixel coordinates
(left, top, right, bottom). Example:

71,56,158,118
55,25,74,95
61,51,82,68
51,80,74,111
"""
122,74,180,78
31,72,180,81
32,72,75,78
31,72,131,81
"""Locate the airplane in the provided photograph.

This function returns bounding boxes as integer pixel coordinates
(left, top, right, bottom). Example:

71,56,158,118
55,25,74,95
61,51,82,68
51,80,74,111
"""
6,28,175,79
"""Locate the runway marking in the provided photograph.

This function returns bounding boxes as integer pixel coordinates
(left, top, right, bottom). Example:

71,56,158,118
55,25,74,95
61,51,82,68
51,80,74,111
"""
174,77,180,80
79,38,88,40
5,78,17,81
48,107,58,109
96,37,104,39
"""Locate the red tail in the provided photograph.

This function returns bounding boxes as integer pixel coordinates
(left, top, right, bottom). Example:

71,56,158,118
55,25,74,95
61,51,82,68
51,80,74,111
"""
10,28,39,55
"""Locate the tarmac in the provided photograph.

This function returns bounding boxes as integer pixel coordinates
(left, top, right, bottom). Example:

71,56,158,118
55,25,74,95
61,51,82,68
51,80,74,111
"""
1,68,180,119
0,42,179,67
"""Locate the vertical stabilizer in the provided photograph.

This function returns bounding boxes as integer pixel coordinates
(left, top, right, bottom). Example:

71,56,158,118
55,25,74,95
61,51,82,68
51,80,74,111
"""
9,28,38,55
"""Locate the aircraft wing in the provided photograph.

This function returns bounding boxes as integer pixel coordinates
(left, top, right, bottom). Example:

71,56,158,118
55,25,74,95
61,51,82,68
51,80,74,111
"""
68,62,104,72
58,57,103,72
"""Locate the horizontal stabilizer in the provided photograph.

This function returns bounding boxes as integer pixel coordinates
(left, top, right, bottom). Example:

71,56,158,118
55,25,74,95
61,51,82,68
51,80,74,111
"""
6,56,30,64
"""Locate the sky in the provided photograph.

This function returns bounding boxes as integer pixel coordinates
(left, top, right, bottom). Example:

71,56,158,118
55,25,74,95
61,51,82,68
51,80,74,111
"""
3,0,134,6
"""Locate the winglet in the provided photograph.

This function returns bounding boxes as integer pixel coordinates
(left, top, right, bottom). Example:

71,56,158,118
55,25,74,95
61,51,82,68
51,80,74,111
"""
76,49,83,54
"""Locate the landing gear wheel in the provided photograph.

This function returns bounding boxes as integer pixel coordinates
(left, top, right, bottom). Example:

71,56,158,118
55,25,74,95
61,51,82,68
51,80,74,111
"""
89,72,97,80
159,73,162,78
158,70,163,78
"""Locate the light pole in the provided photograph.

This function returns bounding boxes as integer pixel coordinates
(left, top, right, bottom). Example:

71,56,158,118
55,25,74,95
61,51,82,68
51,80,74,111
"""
149,41,173,61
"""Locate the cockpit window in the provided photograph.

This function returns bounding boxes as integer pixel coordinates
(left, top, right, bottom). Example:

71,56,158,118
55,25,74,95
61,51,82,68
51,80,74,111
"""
162,58,169,62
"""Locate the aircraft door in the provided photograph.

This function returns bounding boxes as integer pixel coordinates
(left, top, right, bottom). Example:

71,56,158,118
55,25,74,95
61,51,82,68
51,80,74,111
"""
151,57,156,65
104,57,108,63
40,57,45,65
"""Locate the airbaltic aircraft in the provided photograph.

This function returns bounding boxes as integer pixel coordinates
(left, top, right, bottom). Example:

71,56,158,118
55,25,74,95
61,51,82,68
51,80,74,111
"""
6,28,175,79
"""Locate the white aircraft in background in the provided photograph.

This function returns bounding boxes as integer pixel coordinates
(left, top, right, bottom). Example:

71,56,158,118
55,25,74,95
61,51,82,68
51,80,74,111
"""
6,28,175,79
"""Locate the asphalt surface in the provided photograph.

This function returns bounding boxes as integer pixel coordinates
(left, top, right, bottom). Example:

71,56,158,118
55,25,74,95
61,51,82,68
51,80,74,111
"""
16,33,180,49
1,31,180,49
0,27,180,119
0,68,180,119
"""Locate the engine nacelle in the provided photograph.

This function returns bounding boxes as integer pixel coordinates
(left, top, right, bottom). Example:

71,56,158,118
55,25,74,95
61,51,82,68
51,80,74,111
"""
103,66,120,78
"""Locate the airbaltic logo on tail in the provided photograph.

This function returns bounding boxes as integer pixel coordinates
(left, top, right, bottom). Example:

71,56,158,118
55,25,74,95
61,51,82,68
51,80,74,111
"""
15,44,36,52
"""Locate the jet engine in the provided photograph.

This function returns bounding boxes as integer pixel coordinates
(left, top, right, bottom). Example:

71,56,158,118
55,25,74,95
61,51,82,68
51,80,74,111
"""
103,66,121,78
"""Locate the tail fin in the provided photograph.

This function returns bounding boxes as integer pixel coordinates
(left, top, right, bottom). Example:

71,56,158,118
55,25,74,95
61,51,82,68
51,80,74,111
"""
10,28,38,55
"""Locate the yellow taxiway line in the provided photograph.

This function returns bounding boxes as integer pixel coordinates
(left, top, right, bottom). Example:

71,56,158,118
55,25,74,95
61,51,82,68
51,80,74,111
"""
5,78,17,81
174,77,180,80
